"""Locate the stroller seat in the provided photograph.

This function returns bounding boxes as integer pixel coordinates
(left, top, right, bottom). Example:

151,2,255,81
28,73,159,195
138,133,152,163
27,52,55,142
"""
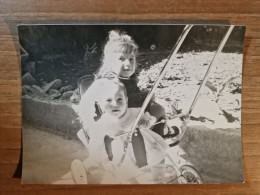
77,74,183,147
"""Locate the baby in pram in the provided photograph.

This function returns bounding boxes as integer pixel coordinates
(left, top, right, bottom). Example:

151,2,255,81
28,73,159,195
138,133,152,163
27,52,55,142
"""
71,77,171,184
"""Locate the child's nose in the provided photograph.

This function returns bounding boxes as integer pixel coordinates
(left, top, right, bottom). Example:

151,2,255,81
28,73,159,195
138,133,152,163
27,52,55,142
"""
123,59,130,67
111,99,117,107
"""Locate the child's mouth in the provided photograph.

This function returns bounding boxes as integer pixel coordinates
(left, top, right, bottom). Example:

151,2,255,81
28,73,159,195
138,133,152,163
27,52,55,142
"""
112,109,120,112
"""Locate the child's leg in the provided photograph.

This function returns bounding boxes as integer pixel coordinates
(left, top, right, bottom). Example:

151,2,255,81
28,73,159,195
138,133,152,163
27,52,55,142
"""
147,101,166,137
71,158,107,184
71,159,88,184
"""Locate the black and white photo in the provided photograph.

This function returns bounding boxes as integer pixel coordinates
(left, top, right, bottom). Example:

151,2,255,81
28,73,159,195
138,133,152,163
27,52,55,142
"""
19,24,245,184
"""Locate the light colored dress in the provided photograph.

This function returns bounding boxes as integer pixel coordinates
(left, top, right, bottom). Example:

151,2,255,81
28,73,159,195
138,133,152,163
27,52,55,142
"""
80,108,170,183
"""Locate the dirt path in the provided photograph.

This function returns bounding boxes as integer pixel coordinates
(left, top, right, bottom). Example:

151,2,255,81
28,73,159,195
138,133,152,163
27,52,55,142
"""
22,124,240,184
22,124,88,184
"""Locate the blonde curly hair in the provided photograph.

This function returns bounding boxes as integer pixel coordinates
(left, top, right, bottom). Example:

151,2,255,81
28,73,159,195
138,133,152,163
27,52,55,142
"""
97,30,138,77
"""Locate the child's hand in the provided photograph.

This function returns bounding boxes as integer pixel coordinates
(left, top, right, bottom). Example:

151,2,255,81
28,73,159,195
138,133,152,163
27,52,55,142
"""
182,114,190,125
138,112,156,129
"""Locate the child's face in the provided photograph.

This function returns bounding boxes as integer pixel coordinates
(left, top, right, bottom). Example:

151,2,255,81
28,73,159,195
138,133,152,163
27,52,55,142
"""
110,52,136,78
101,84,128,118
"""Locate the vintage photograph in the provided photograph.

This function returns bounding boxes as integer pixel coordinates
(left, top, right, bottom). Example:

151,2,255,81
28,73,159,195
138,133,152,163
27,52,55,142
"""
19,24,245,184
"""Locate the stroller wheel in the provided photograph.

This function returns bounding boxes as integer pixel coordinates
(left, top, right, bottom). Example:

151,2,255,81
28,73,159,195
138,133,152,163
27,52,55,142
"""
179,165,203,184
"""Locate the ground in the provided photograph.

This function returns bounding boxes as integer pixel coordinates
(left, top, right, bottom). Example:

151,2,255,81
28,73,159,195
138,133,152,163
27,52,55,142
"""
22,124,88,184
22,123,243,184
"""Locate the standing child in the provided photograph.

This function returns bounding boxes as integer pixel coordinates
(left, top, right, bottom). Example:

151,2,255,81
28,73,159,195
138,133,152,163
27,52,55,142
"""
73,78,169,184
96,30,167,136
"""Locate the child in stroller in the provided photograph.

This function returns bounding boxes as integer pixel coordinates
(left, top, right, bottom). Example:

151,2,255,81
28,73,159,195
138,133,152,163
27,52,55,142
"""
71,77,172,184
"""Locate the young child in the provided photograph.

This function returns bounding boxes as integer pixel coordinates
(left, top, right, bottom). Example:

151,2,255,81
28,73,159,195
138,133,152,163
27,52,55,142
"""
96,30,167,136
73,78,169,184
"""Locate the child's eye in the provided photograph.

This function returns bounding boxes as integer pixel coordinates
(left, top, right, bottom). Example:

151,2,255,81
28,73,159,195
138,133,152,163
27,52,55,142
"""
118,98,123,101
106,99,112,102
129,58,135,62
119,56,125,61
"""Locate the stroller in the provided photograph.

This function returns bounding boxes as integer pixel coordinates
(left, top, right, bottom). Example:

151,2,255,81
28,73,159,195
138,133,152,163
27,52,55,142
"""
73,74,203,184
